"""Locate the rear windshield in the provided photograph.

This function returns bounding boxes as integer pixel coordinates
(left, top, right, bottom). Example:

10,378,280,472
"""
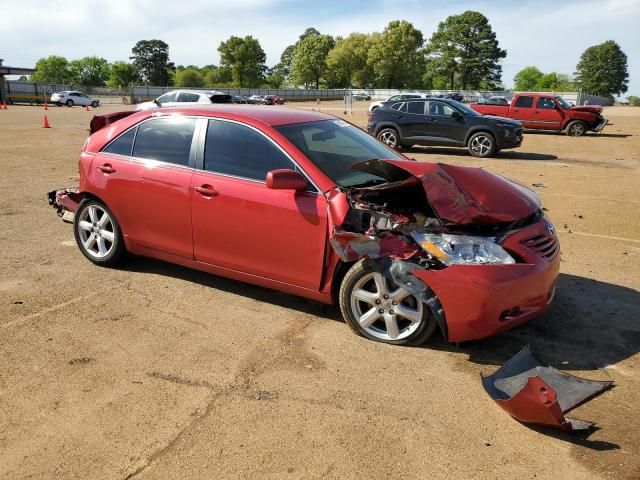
275,119,404,188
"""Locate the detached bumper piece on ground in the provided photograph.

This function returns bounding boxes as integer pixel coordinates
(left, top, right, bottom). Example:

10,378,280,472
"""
482,346,613,431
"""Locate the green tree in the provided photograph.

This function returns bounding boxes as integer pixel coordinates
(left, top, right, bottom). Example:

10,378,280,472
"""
290,33,336,88
203,66,233,87
426,11,506,90
68,56,110,86
130,39,174,85
264,67,285,88
276,28,322,84
218,35,267,87
575,40,628,97
368,21,424,88
107,61,140,88
175,68,205,87
627,96,640,106
513,66,543,91
326,33,374,88
32,56,72,84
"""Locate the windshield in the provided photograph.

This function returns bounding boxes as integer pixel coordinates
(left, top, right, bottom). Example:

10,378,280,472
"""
555,96,571,109
275,119,405,187
449,100,481,116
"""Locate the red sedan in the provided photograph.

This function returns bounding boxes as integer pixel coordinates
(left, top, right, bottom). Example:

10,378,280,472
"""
49,105,559,346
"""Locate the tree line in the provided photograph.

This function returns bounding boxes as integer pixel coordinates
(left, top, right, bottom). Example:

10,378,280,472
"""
28,11,629,98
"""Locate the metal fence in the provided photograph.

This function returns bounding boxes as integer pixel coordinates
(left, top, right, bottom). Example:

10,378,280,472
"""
4,80,614,107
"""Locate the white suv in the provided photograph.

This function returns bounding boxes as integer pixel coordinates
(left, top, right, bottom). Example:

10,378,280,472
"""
136,89,233,110
368,93,429,112
50,91,99,108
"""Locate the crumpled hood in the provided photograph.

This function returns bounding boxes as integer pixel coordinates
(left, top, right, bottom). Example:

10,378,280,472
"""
350,159,541,225
569,105,603,115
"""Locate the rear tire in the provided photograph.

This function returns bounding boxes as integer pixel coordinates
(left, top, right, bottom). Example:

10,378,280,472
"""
468,132,496,157
66,99,74,107
339,260,437,346
565,120,587,136
377,127,400,149
74,198,126,267
91,100,99,108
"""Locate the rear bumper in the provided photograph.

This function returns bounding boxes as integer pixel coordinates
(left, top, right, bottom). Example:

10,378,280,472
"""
412,221,560,342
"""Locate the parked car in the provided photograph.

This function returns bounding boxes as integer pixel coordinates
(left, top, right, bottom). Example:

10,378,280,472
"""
136,90,233,110
369,93,429,112
50,91,99,108
263,95,285,105
440,93,464,102
367,98,523,157
232,95,249,104
48,105,558,347
477,96,510,105
248,95,266,104
471,93,607,136
352,92,371,101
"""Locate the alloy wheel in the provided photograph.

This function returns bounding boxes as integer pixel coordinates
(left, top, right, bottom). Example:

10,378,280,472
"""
570,123,585,136
378,130,398,147
470,135,492,155
76,205,116,259
349,272,423,341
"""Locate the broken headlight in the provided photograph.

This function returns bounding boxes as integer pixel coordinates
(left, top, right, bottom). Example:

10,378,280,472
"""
410,232,515,265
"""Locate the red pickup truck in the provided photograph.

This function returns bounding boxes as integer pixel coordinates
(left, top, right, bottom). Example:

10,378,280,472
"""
471,93,607,136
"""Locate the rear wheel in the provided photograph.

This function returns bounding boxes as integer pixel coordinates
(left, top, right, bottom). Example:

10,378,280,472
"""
74,199,126,267
566,120,587,136
468,132,496,157
91,100,99,108
66,99,74,107
377,127,400,149
339,260,437,346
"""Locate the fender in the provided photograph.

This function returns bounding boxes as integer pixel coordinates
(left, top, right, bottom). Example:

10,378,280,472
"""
373,121,403,138
464,126,496,145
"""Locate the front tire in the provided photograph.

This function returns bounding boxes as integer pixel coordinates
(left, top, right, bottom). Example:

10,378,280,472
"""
377,127,400,149
74,199,126,267
468,132,496,157
566,120,587,136
339,260,437,346
91,100,99,108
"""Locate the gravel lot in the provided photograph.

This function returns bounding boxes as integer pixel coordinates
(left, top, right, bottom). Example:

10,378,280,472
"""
0,102,638,479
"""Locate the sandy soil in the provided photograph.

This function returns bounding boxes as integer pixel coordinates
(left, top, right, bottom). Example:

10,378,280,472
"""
0,102,638,480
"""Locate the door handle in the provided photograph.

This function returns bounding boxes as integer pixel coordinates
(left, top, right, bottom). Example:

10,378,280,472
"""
194,184,218,197
97,163,115,174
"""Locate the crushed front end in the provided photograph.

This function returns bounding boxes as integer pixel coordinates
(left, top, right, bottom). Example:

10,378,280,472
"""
327,160,560,343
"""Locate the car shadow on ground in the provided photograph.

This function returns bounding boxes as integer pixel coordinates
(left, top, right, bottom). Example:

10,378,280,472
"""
404,146,558,161
122,258,637,373
429,273,640,372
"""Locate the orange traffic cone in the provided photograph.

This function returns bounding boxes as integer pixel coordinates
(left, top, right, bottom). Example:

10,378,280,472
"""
43,115,51,128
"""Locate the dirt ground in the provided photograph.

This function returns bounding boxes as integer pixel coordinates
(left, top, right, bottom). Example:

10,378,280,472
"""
0,101,638,480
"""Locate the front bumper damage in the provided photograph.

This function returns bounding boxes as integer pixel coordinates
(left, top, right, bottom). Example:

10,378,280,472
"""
482,346,613,431
592,117,608,132
47,188,82,223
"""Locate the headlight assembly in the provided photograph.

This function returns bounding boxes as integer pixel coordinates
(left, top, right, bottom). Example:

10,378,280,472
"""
410,232,515,265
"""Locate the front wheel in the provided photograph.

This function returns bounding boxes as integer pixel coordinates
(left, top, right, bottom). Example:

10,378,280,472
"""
74,199,126,267
468,132,496,158
339,260,437,346
377,127,400,149
91,100,99,108
566,120,587,136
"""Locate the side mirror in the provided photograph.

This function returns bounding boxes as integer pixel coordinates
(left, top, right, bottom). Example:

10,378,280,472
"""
266,169,308,191
153,98,161,106
451,110,463,120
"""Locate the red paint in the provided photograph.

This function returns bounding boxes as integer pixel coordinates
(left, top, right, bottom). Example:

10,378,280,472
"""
66,106,560,342
471,93,606,133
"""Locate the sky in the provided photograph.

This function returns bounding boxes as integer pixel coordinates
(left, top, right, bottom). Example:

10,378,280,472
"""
1,0,638,95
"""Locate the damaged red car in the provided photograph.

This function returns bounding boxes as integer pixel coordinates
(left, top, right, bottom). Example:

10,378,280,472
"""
49,106,560,346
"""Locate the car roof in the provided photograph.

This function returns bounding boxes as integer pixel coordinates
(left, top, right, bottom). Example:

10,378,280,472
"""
153,105,334,126
164,89,225,96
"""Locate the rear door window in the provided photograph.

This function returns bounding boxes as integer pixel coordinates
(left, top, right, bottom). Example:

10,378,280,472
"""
406,101,426,115
177,92,200,102
514,96,534,108
204,120,295,181
132,117,197,166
